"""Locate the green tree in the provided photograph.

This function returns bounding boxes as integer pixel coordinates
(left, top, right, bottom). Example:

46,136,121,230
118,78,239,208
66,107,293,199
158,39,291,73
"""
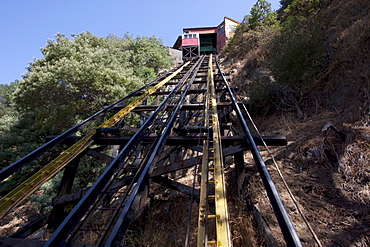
278,0,294,19
0,82,17,116
280,0,294,7
122,34,172,78
13,32,171,134
0,82,41,169
280,0,321,24
268,0,324,91
248,0,278,30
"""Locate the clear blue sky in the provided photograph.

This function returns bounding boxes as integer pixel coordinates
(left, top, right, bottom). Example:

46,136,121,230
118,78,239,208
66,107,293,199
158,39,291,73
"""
0,0,281,85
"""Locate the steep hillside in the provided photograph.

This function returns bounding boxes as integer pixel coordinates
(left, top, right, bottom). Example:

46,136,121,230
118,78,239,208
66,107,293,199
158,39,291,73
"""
221,0,369,246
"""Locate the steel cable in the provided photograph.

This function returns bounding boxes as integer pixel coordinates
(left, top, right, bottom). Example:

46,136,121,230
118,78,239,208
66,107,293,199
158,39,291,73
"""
221,59,322,247
237,97,323,247
184,127,202,247
215,56,302,246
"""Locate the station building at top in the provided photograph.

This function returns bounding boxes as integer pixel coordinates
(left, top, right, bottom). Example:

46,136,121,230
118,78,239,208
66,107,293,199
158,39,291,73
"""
172,17,239,59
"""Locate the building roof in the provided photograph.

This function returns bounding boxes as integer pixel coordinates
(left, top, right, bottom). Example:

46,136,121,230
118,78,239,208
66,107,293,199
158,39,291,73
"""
183,17,240,31
183,26,218,31
172,35,182,50
223,16,240,25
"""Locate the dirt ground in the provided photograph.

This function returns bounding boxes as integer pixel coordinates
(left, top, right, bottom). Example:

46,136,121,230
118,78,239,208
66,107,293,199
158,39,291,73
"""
247,112,370,246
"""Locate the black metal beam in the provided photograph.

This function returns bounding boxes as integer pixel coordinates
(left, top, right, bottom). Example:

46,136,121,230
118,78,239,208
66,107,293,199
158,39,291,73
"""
131,102,234,111
216,57,302,247
44,57,201,247
104,55,206,247
151,176,200,197
0,66,178,182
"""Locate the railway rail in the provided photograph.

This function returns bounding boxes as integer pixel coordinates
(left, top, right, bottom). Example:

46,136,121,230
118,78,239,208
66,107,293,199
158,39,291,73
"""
0,55,302,246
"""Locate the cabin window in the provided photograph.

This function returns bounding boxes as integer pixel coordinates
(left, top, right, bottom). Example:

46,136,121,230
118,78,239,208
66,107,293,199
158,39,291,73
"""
184,34,197,39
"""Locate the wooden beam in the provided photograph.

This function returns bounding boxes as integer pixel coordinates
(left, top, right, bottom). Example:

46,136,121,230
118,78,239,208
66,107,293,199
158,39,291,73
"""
152,156,201,177
48,155,80,229
151,176,199,197
122,125,139,133
52,188,89,206
86,148,114,164
94,135,287,146
52,175,135,206
151,145,245,177
234,151,247,193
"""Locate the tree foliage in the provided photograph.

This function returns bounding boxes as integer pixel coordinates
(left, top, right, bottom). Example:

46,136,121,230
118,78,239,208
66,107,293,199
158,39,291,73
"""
1,32,172,202
279,0,321,24
278,0,294,18
0,82,16,115
248,0,278,30
0,83,41,169
222,0,326,118
13,32,172,134
267,0,324,91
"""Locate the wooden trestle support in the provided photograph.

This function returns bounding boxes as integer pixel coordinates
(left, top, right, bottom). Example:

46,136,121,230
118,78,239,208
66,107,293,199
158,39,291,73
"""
0,55,299,247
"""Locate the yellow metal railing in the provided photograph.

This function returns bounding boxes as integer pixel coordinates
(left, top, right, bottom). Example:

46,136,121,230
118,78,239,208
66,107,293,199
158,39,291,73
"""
0,61,190,220
197,55,231,246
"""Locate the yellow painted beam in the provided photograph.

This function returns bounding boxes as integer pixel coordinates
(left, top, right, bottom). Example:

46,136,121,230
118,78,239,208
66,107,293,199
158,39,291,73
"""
197,93,211,247
208,54,231,247
197,55,231,246
0,61,191,220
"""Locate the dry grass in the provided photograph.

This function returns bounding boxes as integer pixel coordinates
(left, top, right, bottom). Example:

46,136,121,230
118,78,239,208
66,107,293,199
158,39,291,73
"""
123,167,259,247
248,111,370,247
316,0,370,121
220,4,370,244
123,195,197,247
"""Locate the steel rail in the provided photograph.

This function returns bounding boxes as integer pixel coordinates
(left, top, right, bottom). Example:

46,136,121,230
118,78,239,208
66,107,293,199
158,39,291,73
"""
215,58,302,247
197,55,212,246
197,54,231,247
0,66,178,182
104,56,206,246
0,62,191,220
93,59,202,245
44,58,200,247
65,69,195,245
208,55,231,247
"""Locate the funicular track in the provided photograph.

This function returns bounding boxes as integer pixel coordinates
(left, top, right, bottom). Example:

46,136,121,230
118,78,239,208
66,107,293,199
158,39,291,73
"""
0,55,302,246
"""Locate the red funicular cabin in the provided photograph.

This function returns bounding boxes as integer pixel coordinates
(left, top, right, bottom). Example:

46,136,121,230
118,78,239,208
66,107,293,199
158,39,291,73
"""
182,33,200,59
173,17,239,60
